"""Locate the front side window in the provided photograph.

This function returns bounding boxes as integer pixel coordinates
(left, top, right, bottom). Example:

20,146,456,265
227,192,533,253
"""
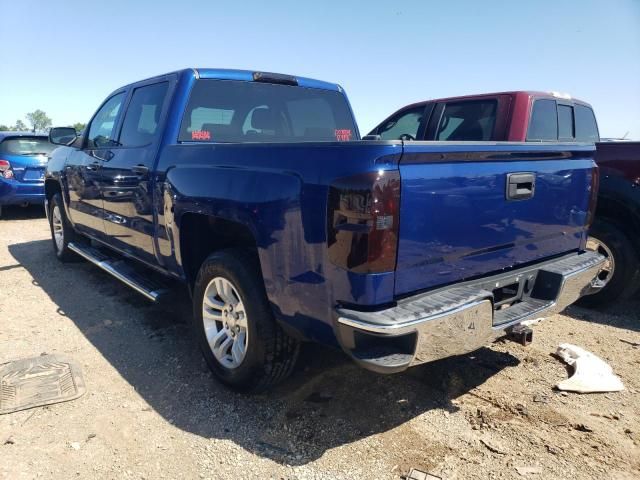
558,104,574,140
527,99,558,141
119,82,169,147
574,104,599,142
179,80,357,143
436,100,497,141
378,107,423,140
87,93,125,148
0,137,56,155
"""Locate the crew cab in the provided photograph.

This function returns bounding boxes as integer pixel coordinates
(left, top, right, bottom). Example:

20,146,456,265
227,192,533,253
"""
370,91,637,306
0,132,55,218
45,72,605,392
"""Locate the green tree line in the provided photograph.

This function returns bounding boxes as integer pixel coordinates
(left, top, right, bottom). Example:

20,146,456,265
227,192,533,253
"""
0,111,85,134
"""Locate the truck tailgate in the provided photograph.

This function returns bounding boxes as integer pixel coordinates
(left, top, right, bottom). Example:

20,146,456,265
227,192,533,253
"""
395,143,596,296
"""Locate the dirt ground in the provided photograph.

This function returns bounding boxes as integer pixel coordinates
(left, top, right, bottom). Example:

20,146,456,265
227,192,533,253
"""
1,205,639,480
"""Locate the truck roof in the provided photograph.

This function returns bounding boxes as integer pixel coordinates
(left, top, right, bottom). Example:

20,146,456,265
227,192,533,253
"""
118,68,342,93
398,90,594,110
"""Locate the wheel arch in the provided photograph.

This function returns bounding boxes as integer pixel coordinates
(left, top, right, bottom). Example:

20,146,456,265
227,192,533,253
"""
177,212,261,287
44,178,62,201
595,194,640,253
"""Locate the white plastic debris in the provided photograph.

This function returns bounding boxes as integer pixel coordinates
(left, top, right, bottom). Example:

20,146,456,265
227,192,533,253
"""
555,343,624,393
521,317,544,327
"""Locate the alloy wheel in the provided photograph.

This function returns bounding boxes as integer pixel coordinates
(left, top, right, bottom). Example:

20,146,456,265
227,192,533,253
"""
202,277,249,369
586,236,615,287
52,205,64,252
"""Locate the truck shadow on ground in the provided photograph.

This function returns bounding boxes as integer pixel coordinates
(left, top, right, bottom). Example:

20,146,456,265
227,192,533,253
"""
564,295,640,333
0,204,46,221
10,239,520,466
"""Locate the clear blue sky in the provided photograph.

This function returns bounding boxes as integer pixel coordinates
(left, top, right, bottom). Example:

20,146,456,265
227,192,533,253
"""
1,0,638,138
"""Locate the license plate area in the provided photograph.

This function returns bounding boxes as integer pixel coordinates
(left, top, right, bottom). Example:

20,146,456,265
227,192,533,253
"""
23,168,45,181
479,270,540,315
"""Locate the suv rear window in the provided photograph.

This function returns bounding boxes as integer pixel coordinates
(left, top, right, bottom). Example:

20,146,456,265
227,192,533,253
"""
179,80,357,143
574,104,599,142
436,100,497,141
0,137,56,155
527,99,558,141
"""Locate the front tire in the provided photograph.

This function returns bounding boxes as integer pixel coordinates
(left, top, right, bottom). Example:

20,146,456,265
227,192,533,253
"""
192,249,300,393
579,219,639,308
48,193,78,262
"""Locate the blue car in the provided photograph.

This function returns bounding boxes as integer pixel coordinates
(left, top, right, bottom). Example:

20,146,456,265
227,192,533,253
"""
0,132,56,217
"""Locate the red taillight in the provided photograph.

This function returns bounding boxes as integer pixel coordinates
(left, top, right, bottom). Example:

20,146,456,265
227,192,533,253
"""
327,170,400,273
586,165,599,228
0,159,13,179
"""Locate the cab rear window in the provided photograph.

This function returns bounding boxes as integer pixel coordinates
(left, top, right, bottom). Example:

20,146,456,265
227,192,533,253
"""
0,137,56,155
179,80,357,143
527,99,558,141
574,104,599,142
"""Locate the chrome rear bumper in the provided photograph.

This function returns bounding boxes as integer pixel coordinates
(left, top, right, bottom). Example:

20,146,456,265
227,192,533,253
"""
336,251,605,373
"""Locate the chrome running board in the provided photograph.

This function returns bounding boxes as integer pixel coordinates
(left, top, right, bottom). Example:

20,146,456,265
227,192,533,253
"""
68,242,168,302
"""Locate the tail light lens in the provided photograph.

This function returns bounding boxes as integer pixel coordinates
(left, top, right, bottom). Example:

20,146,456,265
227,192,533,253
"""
0,159,13,179
586,165,599,229
327,170,400,273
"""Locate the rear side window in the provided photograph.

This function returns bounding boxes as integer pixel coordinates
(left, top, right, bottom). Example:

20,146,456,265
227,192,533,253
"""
558,104,574,140
436,100,497,141
378,107,423,140
574,105,599,142
0,137,55,155
527,99,558,141
119,82,169,147
179,80,357,143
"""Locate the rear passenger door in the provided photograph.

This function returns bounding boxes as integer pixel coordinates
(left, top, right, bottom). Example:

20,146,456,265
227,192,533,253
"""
98,78,173,263
426,98,503,141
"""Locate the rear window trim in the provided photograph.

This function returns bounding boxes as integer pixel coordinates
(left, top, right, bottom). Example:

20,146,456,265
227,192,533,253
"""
177,78,356,144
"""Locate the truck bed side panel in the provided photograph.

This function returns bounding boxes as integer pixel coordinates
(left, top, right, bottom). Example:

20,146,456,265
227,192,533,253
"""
154,142,401,343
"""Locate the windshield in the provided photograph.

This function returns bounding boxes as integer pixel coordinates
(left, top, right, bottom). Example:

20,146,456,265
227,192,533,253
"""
0,137,56,156
179,79,358,143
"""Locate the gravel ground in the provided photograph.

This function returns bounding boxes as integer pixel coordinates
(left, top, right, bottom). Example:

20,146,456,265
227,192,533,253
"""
1,205,639,480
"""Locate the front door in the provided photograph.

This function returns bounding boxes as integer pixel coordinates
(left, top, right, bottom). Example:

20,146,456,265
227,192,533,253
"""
99,80,171,263
66,92,126,237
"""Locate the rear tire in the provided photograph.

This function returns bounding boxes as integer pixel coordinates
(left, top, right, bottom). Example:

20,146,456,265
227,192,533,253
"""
192,249,300,393
578,219,639,308
48,193,79,262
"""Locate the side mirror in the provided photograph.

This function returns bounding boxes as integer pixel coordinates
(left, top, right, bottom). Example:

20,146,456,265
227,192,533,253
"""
49,127,78,146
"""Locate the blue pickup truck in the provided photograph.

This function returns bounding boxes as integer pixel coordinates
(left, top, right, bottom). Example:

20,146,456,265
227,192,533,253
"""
45,68,605,392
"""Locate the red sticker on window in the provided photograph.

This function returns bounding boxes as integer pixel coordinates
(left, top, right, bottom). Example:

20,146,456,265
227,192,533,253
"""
191,130,211,141
335,129,352,141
